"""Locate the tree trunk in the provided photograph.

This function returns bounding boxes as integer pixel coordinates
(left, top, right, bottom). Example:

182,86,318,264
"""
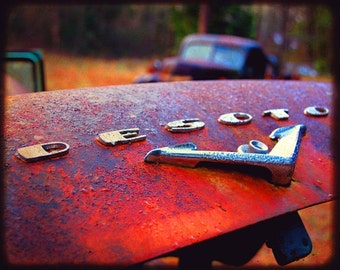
198,4,210,33
50,9,60,51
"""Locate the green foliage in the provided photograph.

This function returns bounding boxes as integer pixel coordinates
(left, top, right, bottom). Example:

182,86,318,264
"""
208,5,255,38
170,3,255,51
170,5,199,54
315,58,329,74
59,5,127,56
7,5,175,58
5,3,332,74
288,5,332,73
312,6,332,74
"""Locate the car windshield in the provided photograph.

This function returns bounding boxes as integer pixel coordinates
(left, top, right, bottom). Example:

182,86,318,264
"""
181,43,213,61
213,45,246,70
181,43,246,70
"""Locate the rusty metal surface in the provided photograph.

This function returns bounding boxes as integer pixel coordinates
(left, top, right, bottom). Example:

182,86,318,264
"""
3,80,335,267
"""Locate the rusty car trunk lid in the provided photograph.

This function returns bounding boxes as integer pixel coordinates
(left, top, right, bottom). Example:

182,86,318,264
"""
3,80,335,267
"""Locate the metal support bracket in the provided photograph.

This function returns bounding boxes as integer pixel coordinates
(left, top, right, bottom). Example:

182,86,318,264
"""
266,211,312,265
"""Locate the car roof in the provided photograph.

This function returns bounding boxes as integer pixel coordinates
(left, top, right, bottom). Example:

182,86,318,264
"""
182,33,261,50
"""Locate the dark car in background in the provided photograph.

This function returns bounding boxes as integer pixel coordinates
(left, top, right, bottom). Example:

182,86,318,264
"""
134,33,281,83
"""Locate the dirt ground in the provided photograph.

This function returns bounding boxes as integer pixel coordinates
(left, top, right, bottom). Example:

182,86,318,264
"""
44,53,151,90
43,53,333,91
43,53,336,268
